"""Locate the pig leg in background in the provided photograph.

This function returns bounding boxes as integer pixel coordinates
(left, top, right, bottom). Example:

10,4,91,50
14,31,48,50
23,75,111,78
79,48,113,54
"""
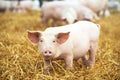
41,14,49,26
99,3,110,17
103,9,110,17
99,9,110,17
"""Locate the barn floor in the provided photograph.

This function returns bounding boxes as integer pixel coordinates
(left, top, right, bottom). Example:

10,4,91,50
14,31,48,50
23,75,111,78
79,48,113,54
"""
0,11,120,80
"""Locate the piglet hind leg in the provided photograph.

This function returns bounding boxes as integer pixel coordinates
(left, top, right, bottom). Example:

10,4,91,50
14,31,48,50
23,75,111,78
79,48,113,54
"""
82,41,98,67
87,41,98,67
81,56,88,66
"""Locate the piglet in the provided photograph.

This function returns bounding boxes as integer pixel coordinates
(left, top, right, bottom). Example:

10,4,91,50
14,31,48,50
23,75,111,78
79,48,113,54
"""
79,0,110,17
41,1,99,26
108,0,120,11
0,0,18,12
27,21,100,72
14,0,33,13
62,5,99,24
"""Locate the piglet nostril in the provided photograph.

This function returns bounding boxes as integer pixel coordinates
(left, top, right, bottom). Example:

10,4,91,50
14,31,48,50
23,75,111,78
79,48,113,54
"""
49,51,52,54
44,51,47,54
44,50,52,55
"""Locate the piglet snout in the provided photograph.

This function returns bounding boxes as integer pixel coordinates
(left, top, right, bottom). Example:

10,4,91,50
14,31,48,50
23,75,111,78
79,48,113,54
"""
43,50,52,57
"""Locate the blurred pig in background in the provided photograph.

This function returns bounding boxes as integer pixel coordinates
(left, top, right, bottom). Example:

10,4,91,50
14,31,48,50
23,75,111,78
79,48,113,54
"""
0,0,18,12
108,0,120,11
78,0,110,17
61,7,78,24
62,5,99,24
15,0,34,13
41,1,99,26
0,0,41,13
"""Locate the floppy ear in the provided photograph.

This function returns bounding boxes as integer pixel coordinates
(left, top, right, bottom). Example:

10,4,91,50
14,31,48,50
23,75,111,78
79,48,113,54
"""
56,32,70,44
27,30,41,43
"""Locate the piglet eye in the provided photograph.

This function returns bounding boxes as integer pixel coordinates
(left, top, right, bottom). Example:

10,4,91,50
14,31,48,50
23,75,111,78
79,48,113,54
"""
40,39,43,42
53,40,56,43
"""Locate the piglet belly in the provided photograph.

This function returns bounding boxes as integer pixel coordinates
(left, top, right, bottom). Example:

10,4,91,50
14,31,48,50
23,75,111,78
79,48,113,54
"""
73,47,89,60
73,52,85,60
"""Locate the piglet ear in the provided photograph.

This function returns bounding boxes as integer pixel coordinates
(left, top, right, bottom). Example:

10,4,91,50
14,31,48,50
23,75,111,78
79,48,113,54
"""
27,30,41,43
56,32,70,44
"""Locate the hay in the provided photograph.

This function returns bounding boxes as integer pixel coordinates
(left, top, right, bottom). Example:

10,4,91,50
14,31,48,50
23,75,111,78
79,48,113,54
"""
0,11,120,80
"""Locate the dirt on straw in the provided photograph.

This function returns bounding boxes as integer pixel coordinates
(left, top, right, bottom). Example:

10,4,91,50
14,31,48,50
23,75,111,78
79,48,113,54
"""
0,11,120,80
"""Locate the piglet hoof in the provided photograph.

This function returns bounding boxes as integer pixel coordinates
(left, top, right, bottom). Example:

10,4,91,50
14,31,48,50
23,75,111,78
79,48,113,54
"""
44,68,50,75
66,67,74,71
84,60,95,68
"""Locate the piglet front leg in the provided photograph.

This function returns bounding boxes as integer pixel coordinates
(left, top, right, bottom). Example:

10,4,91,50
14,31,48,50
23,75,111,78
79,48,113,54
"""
43,59,52,75
64,54,74,70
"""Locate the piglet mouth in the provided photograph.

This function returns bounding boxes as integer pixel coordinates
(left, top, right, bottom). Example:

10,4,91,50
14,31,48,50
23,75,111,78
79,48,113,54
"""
43,55,53,60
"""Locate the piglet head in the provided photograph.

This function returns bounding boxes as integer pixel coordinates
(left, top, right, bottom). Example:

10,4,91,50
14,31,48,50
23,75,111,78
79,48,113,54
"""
27,31,70,60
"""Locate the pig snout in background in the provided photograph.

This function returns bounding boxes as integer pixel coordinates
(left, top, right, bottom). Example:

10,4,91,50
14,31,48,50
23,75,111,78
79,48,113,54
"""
27,21,100,72
61,7,78,24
